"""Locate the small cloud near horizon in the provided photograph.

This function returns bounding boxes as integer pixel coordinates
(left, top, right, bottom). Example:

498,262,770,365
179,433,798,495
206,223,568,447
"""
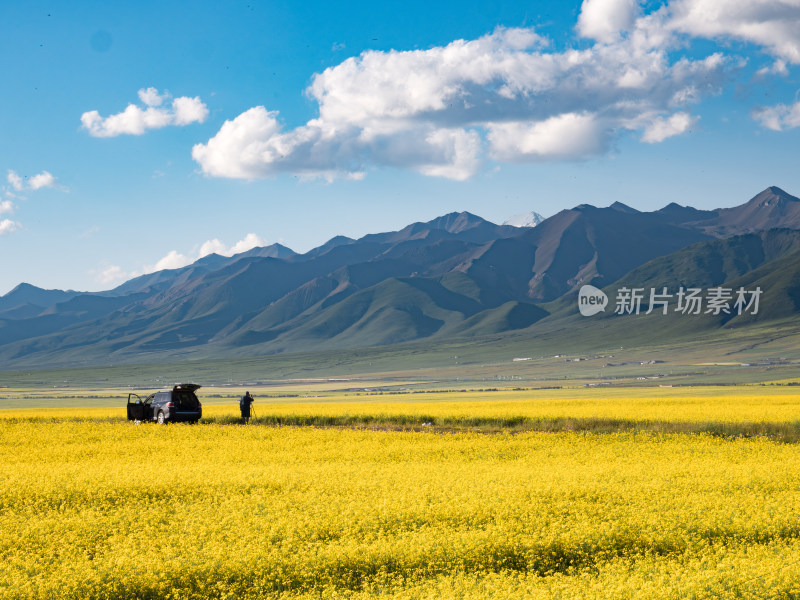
92,232,268,287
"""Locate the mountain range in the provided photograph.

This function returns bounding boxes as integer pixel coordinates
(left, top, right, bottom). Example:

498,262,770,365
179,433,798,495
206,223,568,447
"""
1,186,799,368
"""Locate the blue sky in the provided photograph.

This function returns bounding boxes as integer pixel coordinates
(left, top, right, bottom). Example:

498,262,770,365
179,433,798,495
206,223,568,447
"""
1,0,799,294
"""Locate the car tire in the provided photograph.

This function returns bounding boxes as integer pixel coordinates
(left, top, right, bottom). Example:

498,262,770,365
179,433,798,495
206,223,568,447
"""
157,411,166,425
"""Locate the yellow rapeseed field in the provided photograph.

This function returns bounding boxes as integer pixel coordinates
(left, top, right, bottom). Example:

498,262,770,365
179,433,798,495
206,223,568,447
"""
198,386,800,424
2,387,800,598
4,384,800,423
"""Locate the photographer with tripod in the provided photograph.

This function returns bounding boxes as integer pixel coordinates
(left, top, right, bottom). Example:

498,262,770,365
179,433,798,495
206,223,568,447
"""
240,391,254,424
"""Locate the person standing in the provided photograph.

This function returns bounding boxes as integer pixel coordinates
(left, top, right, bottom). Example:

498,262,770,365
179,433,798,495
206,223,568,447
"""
240,391,254,424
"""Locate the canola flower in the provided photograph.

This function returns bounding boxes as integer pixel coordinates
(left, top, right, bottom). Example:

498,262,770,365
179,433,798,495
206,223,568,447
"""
4,385,800,424
198,386,800,426
2,407,800,599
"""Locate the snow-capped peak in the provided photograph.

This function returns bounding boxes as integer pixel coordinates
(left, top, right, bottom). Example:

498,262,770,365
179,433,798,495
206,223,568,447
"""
503,211,545,228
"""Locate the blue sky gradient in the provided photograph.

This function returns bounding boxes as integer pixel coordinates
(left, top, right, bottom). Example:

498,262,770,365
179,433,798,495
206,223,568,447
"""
1,0,799,294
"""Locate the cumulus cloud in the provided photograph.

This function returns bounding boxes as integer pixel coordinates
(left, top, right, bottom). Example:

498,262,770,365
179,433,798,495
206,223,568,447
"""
667,0,800,64
28,171,56,190
149,250,191,272
752,101,800,130
95,233,270,286
81,88,209,137
488,113,610,160
640,111,698,142
138,87,164,107
6,169,61,194
194,24,729,180
1,170,62,236
756,59,789,77
7,170,23,191
198,232,267,259
144,233,268,273
190,0,800,181
0,219,21,236
173,96,210,125
93,264,128,286
577,0,641,43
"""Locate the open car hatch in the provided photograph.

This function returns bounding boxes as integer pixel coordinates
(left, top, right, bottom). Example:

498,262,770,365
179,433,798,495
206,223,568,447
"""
173,383,201,393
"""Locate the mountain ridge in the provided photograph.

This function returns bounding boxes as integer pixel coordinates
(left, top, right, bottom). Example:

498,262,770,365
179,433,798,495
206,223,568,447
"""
2,188,799,368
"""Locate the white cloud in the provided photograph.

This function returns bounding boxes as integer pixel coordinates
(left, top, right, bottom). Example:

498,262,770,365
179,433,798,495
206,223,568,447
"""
577,0,641,43
7,170,23,191
194,25,729,181
93,264,129,285
198,238,227,258
667,0,800,64
0,219,21,236
138,87,164,107
191,1,800,181
81,105,169,137
173,96,210,126
415,128,482,180
6,169,60,192
488,113,610,160
752,101,800,130
227,232,267,256
93,233,271,287
197,233,268,260
756,59,789,77
28,171,56,190
150,250,191,272
640,111,698,142
2,170,60,235
142,233,268,275
191,107,284,179
81,88,209,137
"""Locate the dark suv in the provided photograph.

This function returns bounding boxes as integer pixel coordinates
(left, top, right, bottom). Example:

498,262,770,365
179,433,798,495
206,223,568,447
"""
127,383,203,424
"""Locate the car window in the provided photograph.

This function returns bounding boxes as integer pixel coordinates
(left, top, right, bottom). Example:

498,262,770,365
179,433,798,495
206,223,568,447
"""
173,392,197,407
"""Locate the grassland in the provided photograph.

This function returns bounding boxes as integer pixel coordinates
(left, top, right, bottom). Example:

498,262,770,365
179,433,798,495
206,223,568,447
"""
2,316,800,391
2,385,800,598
